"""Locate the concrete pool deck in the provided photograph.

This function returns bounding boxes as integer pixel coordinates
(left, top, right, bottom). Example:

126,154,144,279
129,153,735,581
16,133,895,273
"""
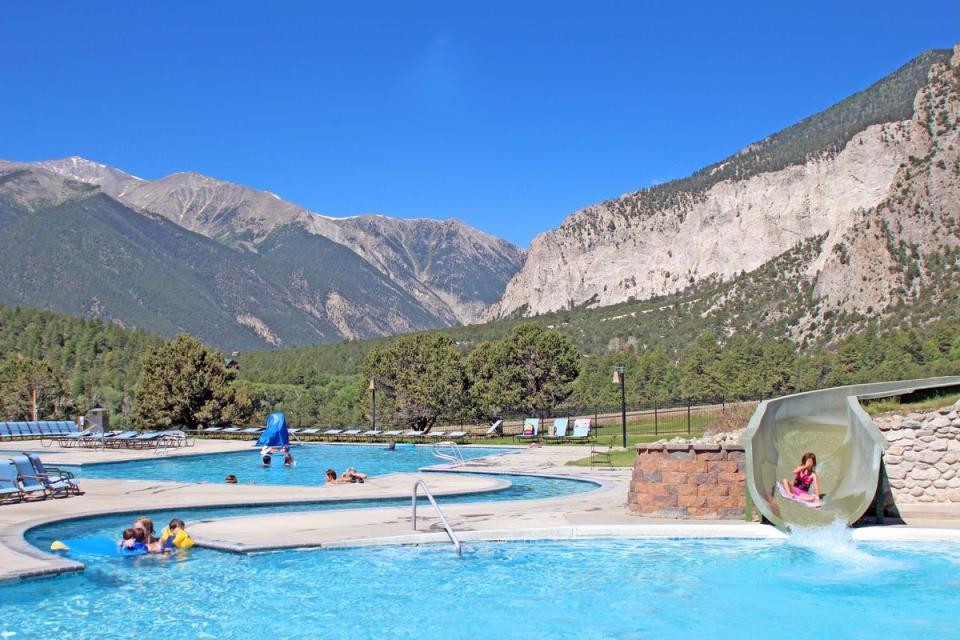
3,443,960,582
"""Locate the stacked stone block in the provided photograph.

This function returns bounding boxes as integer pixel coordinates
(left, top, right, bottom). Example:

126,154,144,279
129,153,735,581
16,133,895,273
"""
628,443,747,519
877,399,960,504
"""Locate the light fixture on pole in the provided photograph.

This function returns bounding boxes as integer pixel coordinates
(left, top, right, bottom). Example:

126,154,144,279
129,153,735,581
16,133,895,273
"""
368,379,377,432
612,365,626,448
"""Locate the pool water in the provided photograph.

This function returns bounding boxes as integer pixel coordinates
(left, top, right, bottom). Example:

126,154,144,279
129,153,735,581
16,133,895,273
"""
2,532,958,639
63,444,510,485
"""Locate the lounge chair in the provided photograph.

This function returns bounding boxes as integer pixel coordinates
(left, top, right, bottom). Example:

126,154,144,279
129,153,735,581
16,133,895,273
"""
9,455,50,500
237,427,262,436
483,420,503,438
445,430,467,440
360,430,382,438
0,459,24,503
203,426,224,433
322,429,344,437
544,418,569,440
221,427,242,434
402,430,426,440
55,428,93,448
22,452,81,496
425,431,447,438
381,430,404,438
516,418,540,441
300,428,321,436
340,429,363,440
129,432,162,448
567,418,592,441
287,428,302,435
590,437,616,469
104,431,139,448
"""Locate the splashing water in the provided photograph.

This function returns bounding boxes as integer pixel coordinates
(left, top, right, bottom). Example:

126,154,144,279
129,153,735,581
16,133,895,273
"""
786,518,905,576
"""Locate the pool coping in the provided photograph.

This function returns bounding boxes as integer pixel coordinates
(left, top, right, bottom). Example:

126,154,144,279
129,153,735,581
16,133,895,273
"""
194,524,960,554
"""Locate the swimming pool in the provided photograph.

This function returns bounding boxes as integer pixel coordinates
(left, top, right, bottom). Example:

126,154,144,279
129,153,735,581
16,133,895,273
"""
62,444,510,485
2,533,957,639
23,472,599,554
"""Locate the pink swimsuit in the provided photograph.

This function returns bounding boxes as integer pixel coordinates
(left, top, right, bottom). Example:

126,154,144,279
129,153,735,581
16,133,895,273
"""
793,469,814,495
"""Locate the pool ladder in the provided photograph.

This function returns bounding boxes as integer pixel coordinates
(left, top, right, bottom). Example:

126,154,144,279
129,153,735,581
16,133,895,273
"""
411,480,462,556
431,441,465,467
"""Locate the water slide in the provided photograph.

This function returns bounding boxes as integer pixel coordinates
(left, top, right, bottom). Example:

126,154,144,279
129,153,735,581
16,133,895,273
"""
743,376,960,530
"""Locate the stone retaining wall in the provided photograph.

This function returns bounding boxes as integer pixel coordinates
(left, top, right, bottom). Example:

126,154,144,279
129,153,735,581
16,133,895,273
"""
628,443,746,519
877,399,960,505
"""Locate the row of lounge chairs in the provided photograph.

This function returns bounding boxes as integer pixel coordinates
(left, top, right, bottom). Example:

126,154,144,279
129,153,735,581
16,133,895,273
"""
515,418,594,442
52,429,194,451
0,453,82,503
199,425,472,442
0,421,81,441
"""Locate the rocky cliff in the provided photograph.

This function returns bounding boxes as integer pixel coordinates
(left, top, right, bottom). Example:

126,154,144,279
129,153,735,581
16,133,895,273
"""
490,46,959,330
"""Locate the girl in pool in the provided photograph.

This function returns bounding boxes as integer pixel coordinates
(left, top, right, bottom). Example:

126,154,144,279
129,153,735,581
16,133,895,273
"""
782,452,821,507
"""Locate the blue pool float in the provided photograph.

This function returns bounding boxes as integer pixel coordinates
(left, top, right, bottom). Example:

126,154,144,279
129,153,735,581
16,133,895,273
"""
51,536,148,558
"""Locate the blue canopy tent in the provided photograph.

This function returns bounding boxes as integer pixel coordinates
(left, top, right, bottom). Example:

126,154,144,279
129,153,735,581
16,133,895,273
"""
256,413,292,448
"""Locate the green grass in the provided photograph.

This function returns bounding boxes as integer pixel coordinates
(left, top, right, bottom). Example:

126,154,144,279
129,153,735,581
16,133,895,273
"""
863,391,960,416
461,413,711,447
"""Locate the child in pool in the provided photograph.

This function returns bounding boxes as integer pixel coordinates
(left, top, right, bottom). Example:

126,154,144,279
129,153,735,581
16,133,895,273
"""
782,452,821,507
119,527,148,552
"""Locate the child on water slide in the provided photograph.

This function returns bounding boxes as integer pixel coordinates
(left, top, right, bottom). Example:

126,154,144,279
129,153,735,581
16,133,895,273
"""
781,452,822,508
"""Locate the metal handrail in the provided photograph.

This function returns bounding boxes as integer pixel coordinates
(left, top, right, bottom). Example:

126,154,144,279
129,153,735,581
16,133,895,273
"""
411,480,462,556
431,441,465,467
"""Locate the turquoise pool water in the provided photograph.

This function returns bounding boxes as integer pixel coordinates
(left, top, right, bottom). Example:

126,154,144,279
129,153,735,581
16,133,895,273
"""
2,533,958,639
63,444,509,485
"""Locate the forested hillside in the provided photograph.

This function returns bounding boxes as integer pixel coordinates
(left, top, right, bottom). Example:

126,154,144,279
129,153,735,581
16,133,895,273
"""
0,306,160,421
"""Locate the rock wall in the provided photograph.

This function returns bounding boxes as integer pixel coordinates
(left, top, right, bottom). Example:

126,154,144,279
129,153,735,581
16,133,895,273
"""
628,443,746,519
877,399,960,505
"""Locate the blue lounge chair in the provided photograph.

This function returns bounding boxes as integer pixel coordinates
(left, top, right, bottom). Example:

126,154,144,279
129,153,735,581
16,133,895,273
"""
359,430,382,438
322,429,344,437
56,428,95,448
104,431,139,448
340,429,362,439
130,432,161,448
484,420,504,437
300,428,320,435
221,427,242,434
237,427,262,435
516,418,540,441
0,459,24,503
445,430,467,440
22,453,81,497
567,418,592,441
545,418,569,440
9,455,50,500
203,426,224,433
382,430,404,438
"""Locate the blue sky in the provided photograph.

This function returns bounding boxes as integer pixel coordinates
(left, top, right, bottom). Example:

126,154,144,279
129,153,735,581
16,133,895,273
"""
1,2,957,246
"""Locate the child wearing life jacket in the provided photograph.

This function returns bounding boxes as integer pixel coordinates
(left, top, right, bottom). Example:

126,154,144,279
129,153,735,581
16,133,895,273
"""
160,518,195,549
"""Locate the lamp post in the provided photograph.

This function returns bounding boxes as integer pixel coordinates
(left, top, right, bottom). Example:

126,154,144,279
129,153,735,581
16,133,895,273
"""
368,379,377,431
612,365,626,448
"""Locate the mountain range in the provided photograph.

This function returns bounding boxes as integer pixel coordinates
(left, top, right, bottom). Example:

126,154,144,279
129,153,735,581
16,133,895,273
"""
0,158,524,349
1,43,957,352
